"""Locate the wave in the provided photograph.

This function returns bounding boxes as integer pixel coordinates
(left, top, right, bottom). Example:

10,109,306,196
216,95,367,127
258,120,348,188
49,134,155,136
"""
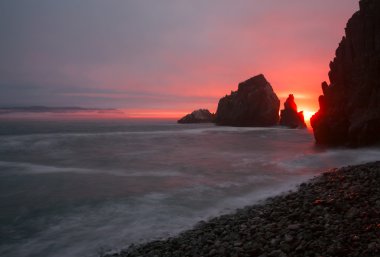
0,173,312,257
0,161,191,179
277,147,380,172
0,125,294,141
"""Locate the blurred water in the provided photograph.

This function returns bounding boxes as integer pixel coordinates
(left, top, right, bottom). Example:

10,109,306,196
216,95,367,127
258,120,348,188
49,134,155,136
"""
0,119,379,257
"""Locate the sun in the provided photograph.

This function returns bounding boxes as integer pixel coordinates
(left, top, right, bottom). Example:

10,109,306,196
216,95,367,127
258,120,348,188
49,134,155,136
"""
302,110,316,121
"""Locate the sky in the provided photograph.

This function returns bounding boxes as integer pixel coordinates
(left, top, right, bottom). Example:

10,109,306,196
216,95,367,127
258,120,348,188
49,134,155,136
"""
0,0,359,118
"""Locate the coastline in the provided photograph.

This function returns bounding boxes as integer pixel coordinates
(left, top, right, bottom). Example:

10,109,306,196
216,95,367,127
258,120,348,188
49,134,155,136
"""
108,162,380,257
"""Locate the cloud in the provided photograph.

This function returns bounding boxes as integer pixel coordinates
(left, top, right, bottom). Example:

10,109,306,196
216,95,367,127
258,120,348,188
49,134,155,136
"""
0,0,359,114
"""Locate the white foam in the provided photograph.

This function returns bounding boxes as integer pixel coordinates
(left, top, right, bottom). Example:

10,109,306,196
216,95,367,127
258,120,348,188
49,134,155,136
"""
0,161,93,175
0,125,286,143
0,161,191,180
277,147,380,172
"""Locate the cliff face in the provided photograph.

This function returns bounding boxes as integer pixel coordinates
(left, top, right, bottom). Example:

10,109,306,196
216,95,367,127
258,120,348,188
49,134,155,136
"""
215,74,280,127
311,0,380,146
280,94,306,128
177,109,215,124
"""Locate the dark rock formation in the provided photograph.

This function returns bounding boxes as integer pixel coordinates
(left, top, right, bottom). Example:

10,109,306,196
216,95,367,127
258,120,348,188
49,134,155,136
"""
177,109,215,124
280,94,307,128
311,0,380,146
215,74,280,126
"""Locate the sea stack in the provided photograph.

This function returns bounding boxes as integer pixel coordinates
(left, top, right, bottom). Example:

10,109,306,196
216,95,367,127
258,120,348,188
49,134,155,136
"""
280,94,307,128
311,0,380,146
177,109,215,123
215,74,280,126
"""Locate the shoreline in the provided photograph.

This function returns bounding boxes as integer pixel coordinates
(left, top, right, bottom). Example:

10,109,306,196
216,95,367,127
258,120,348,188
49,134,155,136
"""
108,161,380,257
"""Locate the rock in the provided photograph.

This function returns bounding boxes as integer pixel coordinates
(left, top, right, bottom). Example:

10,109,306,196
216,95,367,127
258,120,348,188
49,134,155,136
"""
284,234,294,242
268,249,288,257
279,94,307,128
215,74,280,126
287,223,301,230
367,242,377,250
208,248,217,256
345,207,359,219
270,238,280,246
178,109,215,124
311,0,380,146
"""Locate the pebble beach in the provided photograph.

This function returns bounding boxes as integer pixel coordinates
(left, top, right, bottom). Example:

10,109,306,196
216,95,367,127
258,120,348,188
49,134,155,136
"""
109,162,380,257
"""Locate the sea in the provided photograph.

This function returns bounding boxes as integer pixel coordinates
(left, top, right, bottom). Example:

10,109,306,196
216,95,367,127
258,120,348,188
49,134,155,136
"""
1,118,379,257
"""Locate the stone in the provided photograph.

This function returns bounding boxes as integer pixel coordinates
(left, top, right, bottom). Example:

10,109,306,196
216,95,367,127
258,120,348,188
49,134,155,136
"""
345,207,359,219
208,248,217,256
287,223,301,230
279,94,307,128
215,74,280,126
311,0,380,146
284,234,294,242
178,109,215,124
268,249,288,257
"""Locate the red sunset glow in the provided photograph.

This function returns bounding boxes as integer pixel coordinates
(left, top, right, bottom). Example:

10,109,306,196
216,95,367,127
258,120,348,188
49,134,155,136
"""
0,1,359,121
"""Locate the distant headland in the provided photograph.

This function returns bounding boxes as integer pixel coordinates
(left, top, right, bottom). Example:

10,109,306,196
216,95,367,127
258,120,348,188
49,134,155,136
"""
0,106,120,114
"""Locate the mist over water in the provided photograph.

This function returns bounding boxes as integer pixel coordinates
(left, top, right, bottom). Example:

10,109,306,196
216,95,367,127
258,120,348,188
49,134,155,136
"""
0,119,379,257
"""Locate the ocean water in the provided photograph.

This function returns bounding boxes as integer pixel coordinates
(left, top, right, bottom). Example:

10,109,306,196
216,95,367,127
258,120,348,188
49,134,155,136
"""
0,119,379,257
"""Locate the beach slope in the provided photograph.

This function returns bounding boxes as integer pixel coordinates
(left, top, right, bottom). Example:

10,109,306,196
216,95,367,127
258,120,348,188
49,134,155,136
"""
109,162,380,257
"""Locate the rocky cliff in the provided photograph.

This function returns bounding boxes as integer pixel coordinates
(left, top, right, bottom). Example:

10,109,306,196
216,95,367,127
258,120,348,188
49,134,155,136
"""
178,109,215,124
311,0,380,146
215,74,280,126
280,94,307,128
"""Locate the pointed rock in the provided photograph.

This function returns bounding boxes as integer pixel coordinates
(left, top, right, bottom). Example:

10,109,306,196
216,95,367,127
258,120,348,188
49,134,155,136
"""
280,94,306,128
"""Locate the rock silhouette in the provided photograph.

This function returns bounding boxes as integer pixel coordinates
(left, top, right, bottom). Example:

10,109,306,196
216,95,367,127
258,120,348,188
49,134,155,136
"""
311,0,380,146
215,74,280,126
178,109,215,123
280,94,306,128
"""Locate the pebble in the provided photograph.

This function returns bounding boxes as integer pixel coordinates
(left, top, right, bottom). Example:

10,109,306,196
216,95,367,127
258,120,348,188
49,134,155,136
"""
287,223,301,230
